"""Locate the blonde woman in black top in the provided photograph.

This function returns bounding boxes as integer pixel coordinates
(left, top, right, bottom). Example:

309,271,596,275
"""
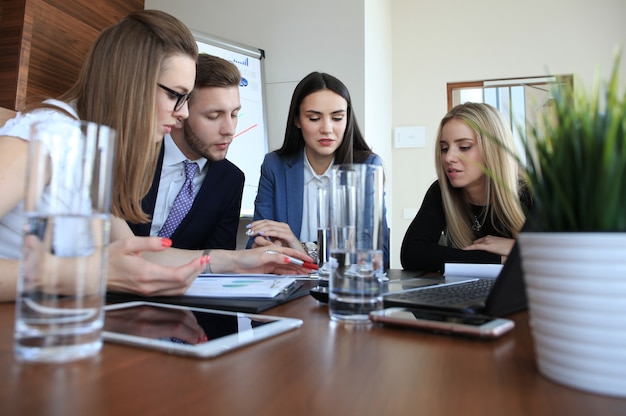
401,102,530,272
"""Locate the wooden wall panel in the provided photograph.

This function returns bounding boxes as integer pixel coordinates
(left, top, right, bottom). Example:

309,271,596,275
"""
26,2,100,104
49,0,143,30
0,0,27,110
0,0,144,111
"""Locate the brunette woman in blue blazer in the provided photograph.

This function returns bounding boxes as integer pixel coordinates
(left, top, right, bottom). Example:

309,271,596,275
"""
246,72,389,269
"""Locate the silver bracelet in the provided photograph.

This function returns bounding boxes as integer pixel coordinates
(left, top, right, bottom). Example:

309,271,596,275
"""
202,249,212,274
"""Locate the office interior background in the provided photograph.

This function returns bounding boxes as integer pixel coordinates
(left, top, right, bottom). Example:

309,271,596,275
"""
146,0,626,269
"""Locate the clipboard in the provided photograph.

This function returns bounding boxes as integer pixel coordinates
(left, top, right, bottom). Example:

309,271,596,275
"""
185,275,299,298
106,279,315,313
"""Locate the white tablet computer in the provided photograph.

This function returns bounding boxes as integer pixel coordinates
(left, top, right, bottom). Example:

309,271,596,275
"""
103,301,303,358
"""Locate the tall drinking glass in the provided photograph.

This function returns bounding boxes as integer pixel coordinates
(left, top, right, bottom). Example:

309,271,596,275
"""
328,164,384,323
14,119,116,363
316,187,330,277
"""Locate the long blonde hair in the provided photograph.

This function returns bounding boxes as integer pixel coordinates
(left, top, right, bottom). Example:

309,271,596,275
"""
59,10,198,223
435,102,526,247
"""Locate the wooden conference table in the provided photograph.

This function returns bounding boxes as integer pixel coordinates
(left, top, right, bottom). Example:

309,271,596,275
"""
1,272,625,416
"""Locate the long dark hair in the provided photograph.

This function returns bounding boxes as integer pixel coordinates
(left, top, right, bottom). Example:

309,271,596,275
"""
276,72,372,164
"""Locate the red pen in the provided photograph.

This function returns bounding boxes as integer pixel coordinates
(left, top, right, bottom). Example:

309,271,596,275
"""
266,250,319,270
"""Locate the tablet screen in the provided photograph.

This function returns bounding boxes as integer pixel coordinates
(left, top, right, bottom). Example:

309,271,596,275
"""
103,301,302,357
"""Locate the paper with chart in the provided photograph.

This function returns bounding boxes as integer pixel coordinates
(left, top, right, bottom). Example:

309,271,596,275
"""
185,275,299,298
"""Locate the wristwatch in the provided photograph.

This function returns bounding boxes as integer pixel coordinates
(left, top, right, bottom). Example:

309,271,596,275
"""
301,242,318,263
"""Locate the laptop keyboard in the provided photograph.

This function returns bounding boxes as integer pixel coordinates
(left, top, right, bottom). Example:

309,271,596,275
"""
385,279,496,306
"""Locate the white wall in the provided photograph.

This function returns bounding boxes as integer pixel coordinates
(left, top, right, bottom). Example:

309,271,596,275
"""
145,0,370,152
390,0,626,268
364,0,393,254
146,0,626,269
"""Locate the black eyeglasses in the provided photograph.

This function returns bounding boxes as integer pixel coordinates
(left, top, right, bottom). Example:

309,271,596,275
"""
158,83,192,112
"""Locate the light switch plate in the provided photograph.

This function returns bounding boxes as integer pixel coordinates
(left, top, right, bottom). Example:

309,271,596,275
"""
394,126,425,148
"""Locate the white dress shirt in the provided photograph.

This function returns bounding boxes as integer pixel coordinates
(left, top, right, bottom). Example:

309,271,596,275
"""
150,134,208,236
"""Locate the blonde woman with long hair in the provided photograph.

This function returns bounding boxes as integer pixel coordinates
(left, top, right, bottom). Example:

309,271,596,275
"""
0,10,311,301
401,102,531,272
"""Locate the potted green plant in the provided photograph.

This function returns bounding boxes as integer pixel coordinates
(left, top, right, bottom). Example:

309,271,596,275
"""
516,53,626,398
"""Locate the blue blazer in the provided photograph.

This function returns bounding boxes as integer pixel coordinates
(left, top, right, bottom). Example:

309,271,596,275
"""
249,151,390,268
128,146,245,250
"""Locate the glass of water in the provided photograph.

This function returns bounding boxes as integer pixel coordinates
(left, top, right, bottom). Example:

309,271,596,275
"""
14,119,116,363
316,187,330,278
328,164,385,323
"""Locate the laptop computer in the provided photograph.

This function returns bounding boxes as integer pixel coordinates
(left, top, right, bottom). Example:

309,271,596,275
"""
383,242,527,316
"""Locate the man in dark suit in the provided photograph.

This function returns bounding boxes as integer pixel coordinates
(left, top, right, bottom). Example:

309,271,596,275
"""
129,54,244,250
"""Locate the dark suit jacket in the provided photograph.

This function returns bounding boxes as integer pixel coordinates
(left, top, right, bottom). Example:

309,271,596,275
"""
128,146,245,250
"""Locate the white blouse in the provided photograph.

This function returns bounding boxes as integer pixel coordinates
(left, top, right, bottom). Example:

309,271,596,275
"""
300,151,332,242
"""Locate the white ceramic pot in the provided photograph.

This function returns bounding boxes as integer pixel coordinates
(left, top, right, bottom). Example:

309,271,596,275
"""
518,232,626,398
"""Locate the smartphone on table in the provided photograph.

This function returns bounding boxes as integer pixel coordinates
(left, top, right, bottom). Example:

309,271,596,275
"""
369,307,514,339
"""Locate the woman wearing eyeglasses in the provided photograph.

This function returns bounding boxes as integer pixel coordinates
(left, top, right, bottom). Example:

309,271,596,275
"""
0,10,311,302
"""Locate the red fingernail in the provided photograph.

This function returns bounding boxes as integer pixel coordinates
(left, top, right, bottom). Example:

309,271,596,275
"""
161,238,172,248
201,255,211,265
